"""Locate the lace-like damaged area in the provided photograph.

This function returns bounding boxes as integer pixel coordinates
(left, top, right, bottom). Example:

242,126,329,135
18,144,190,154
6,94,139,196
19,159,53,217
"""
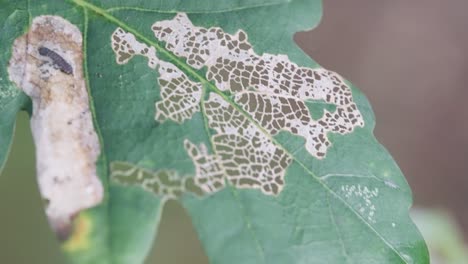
186,94,292,195
111,162,203,200
110,13,365,196
234,90,362,157
111,28,202,123
111,94,291,196
184,140,226,193
156,61,202,123
152,13,365,159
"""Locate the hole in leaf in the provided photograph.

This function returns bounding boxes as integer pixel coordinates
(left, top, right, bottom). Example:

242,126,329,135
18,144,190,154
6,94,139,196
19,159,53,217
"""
146,201,208,264
0,112,65,263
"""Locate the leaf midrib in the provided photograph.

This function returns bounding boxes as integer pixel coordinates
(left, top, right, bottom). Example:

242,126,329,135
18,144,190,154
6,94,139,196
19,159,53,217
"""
71,0,409,262
105,0,290,15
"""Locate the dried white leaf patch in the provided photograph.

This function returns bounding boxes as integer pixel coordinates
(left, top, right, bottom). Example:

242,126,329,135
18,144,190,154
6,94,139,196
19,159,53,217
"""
7,16,103,237
152,13,364,159
111,28,202,124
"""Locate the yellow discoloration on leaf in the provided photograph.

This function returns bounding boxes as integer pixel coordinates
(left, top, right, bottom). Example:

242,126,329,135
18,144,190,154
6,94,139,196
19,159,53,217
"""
62,213,93,252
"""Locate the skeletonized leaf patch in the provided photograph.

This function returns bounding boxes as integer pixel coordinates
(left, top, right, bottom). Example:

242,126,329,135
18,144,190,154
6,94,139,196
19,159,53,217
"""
110,13,364,197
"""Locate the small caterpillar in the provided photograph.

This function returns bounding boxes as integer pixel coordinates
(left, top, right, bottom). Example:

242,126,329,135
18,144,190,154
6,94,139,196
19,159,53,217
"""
38,46,73,75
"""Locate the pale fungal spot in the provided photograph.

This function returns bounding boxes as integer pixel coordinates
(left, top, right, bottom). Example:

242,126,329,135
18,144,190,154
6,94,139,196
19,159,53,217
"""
392,222,396,228
341,184,379,223
0,55,19,103
0,71,20,102
0,85,20,103
7,15,103,238
110,13,365,196
320,172,400,191
384,179,399,189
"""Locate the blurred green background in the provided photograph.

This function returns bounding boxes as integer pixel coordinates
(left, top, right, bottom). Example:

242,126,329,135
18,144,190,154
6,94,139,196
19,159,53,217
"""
1,0,468,263
0,113,208,264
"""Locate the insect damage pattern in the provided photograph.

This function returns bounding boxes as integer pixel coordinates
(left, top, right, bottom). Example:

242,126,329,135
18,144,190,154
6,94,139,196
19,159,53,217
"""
111,29,291,196
38,46,73,75
181,93,291,195
111,162,203,200
199,93,291,195
152,13,364,159
110,13,364,197
111,28,202,123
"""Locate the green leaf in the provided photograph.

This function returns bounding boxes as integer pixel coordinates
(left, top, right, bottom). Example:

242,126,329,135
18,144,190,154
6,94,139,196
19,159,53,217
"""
0,1,30,173
0,0,429,264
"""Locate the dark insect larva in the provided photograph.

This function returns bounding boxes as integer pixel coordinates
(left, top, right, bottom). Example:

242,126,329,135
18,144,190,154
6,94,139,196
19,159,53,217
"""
38,46,73,75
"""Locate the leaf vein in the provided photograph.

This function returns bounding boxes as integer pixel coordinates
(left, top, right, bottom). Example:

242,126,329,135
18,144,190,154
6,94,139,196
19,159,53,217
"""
105,1,290,15
327,193,351,263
